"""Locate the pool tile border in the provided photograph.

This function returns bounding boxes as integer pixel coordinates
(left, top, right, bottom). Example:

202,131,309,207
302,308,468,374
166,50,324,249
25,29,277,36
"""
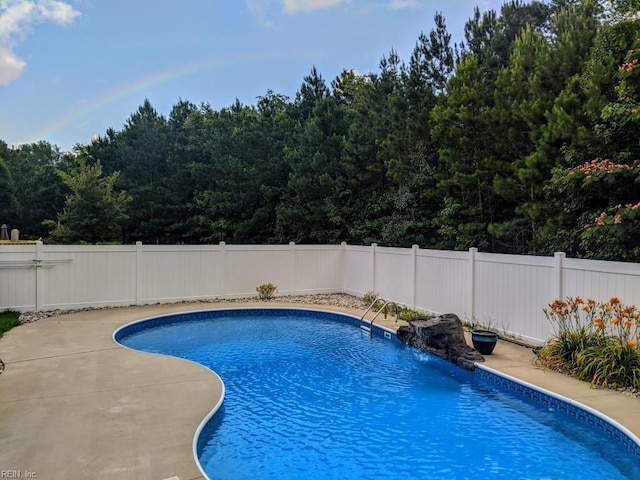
475,364,640,459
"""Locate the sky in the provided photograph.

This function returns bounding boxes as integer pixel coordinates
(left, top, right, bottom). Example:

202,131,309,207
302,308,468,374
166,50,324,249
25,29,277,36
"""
0,0,506,152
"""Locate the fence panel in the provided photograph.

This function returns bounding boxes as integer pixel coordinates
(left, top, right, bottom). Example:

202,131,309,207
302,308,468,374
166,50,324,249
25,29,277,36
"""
472,253,556,344
139,245,222,303
224,245,293,297
343,245,373,297
373,247,414,306
293,245,343,294
0,245,37,310
40,245,137,310
562,258,640,306
414,249,470,315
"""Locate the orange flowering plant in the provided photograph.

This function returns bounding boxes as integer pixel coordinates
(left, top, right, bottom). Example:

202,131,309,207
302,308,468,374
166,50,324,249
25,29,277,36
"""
540,297,603,372
543,296,640,344
540,296,640,389
543,297,597,334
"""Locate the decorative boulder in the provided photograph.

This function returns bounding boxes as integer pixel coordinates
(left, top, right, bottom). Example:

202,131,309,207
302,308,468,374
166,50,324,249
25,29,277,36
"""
397,313,484,370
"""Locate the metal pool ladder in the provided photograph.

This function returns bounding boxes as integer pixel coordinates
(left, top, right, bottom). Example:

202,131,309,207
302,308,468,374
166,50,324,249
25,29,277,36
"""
360,297,398,335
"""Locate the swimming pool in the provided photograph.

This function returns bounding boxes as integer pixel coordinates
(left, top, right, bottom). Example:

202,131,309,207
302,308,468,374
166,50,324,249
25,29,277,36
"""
114,308,640,479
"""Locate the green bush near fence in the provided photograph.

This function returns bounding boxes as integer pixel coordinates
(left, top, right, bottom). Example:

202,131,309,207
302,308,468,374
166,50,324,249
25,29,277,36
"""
0,310,21,338
256,283,278,300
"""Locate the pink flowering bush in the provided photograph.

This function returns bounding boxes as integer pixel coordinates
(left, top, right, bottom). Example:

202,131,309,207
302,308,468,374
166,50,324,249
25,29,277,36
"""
547,157,640,261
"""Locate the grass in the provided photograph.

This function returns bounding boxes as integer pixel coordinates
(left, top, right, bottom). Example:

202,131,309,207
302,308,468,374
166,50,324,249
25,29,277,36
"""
0,310,21,338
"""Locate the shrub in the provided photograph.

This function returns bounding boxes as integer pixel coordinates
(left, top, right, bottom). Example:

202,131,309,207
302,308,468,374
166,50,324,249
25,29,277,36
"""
577,342,640,389
362,291,379,305
256,283,278,300
396,305,424,322
0,310,21,338
537,327,603,373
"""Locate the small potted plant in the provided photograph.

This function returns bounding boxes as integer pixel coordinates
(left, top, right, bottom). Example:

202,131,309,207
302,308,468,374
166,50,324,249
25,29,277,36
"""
470,320,499,355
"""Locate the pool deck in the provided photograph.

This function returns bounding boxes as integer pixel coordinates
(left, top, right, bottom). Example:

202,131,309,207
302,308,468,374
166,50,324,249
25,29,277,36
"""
0,301,639,480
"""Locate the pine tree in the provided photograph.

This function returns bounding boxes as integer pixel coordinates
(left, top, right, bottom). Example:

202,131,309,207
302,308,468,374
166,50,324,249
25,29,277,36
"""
44,156,131,244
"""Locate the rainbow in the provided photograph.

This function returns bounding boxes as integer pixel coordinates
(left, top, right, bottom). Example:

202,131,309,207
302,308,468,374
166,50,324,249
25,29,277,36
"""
33,52,287,145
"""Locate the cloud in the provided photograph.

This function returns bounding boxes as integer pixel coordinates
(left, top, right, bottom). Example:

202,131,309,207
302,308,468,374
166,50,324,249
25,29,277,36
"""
278,0,420,15
245,0,349,24
282,0,347,14
246,0,418,23
245,0,277,27
0,0,80,86
387,0,420,9
37,0,79,24
0,45,25,84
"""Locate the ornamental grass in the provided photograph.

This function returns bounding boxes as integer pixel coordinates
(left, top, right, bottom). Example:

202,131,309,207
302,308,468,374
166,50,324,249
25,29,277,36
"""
538,296,640,390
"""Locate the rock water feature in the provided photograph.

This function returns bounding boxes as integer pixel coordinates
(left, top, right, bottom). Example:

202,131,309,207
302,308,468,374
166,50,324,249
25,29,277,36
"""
397,314,485,370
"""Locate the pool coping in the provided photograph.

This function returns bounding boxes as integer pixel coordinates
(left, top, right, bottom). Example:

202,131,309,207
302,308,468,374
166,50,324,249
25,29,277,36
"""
1,301,640,479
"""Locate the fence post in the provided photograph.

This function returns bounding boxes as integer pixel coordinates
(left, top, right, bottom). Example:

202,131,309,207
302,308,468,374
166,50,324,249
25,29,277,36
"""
468,247,478,323
289,241,296,295
135,242,143,305
219,242,226,298
411,244,419,310
35,241,44,311
554,251,565,301
371,243,377,294
341,242,347,294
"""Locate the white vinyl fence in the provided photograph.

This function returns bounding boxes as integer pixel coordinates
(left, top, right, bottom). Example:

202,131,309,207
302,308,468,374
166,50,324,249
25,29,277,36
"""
3,242,640,345
0,242,343,312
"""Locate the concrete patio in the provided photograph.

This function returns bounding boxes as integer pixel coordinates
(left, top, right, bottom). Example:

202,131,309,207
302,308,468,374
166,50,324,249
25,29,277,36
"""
0,302,639,480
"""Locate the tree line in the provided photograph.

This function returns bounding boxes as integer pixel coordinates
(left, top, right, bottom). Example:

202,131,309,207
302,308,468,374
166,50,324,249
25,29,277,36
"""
1,0,639,261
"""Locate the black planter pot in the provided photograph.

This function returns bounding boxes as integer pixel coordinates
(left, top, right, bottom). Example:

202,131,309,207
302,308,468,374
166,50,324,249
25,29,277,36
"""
471,329,498,355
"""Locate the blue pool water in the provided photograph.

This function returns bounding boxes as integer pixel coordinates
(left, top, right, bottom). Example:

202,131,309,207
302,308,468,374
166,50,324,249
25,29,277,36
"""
115,309,640,480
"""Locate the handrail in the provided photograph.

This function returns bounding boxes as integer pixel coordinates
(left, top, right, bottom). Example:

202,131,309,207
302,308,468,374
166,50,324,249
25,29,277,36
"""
359,297,387,323
0,259,73,269
360,297,399,335
369,301,398,328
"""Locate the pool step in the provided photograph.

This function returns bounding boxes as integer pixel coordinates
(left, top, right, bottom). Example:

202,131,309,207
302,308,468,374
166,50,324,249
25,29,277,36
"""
360,324,371,334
